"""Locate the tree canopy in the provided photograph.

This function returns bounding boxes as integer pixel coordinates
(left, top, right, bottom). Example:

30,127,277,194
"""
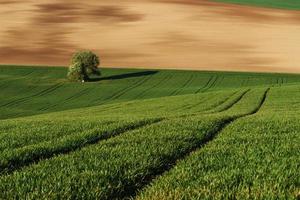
67,51,101,82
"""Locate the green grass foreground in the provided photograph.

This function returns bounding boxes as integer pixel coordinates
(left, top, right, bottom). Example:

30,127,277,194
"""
0,65,299,199
213,0,300,10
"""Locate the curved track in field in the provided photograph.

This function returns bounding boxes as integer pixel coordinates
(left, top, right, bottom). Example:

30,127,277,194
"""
0,119,162,175
125,88,270,199
0,83,64,108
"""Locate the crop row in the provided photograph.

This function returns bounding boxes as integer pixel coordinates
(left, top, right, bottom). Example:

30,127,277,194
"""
0,88,268,199
0,116,232,199
0,88,259,175
2,66,300,120
0,118,160,174
0,89,234,152
0,89,237,174
137,87,299,200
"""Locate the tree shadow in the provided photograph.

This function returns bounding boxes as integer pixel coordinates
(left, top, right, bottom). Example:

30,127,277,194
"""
88,70,158,82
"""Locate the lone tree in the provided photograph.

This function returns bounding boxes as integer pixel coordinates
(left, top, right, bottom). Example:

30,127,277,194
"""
67,51,101,82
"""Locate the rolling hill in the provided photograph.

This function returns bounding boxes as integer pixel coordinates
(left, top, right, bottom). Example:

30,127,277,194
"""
0,65,299,199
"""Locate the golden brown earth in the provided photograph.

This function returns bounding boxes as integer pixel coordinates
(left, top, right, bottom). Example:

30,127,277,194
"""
1,0,300,73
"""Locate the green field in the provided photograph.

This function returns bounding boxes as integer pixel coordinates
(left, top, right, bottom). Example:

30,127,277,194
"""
0,65,299,199
214,0,300,10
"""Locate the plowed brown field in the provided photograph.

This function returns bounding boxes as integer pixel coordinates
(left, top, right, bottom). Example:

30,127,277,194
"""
1,0,300,72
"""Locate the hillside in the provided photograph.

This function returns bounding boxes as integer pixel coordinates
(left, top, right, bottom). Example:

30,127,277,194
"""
0,66,299,199
1,65,300,119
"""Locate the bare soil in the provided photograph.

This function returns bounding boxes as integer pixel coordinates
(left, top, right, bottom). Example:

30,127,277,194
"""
1,0,300,73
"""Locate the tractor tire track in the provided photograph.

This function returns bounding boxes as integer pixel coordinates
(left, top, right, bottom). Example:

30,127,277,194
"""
0,119,163,175
39,88,93,111
126,88,270,199
173,95,209,112
110,74,154,100
175,90,239,113
0,83,64,108
93,75,151,105
202,75,220,93
210,89,251,113
131,72,159,99
199,75,218,93
178,89,251,119
195,75,215,94
170,74,195,96
134,74,173,99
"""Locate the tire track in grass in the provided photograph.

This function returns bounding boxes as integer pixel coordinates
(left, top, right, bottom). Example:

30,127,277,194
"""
2,70,45,95
127,88,270,199
39,88,93,111
170,74,195,96
0,71,35,93
280,77,284,85
202,75,221,93
92,75,152,105
20,70,35,78
178,89,250,118
200,90,242,113
240,77,245,87
241,77,250,87
246,77,250,86
109,74,154,100
194,75,214,94
215,76,225,88
134,74,173,99
0,80,9,90
0,119,163,175
129,72,158,99
0,83,64,108
198,75,218,93
205,76,219,92
172,95,210,112
0,89,270,199
177,74,196,95
271,77,276,87
210,89,251,113
175,90,239,113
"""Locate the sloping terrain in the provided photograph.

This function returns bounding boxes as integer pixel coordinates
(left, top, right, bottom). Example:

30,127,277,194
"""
1,0,300,72
0,66,299,199
1,65,300,119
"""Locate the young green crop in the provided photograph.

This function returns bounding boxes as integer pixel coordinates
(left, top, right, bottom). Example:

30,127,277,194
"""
0,118,160,174
0,65,299,199
1,65,299,120
0,88,247,174
136,86,300,200
0,87,267,199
